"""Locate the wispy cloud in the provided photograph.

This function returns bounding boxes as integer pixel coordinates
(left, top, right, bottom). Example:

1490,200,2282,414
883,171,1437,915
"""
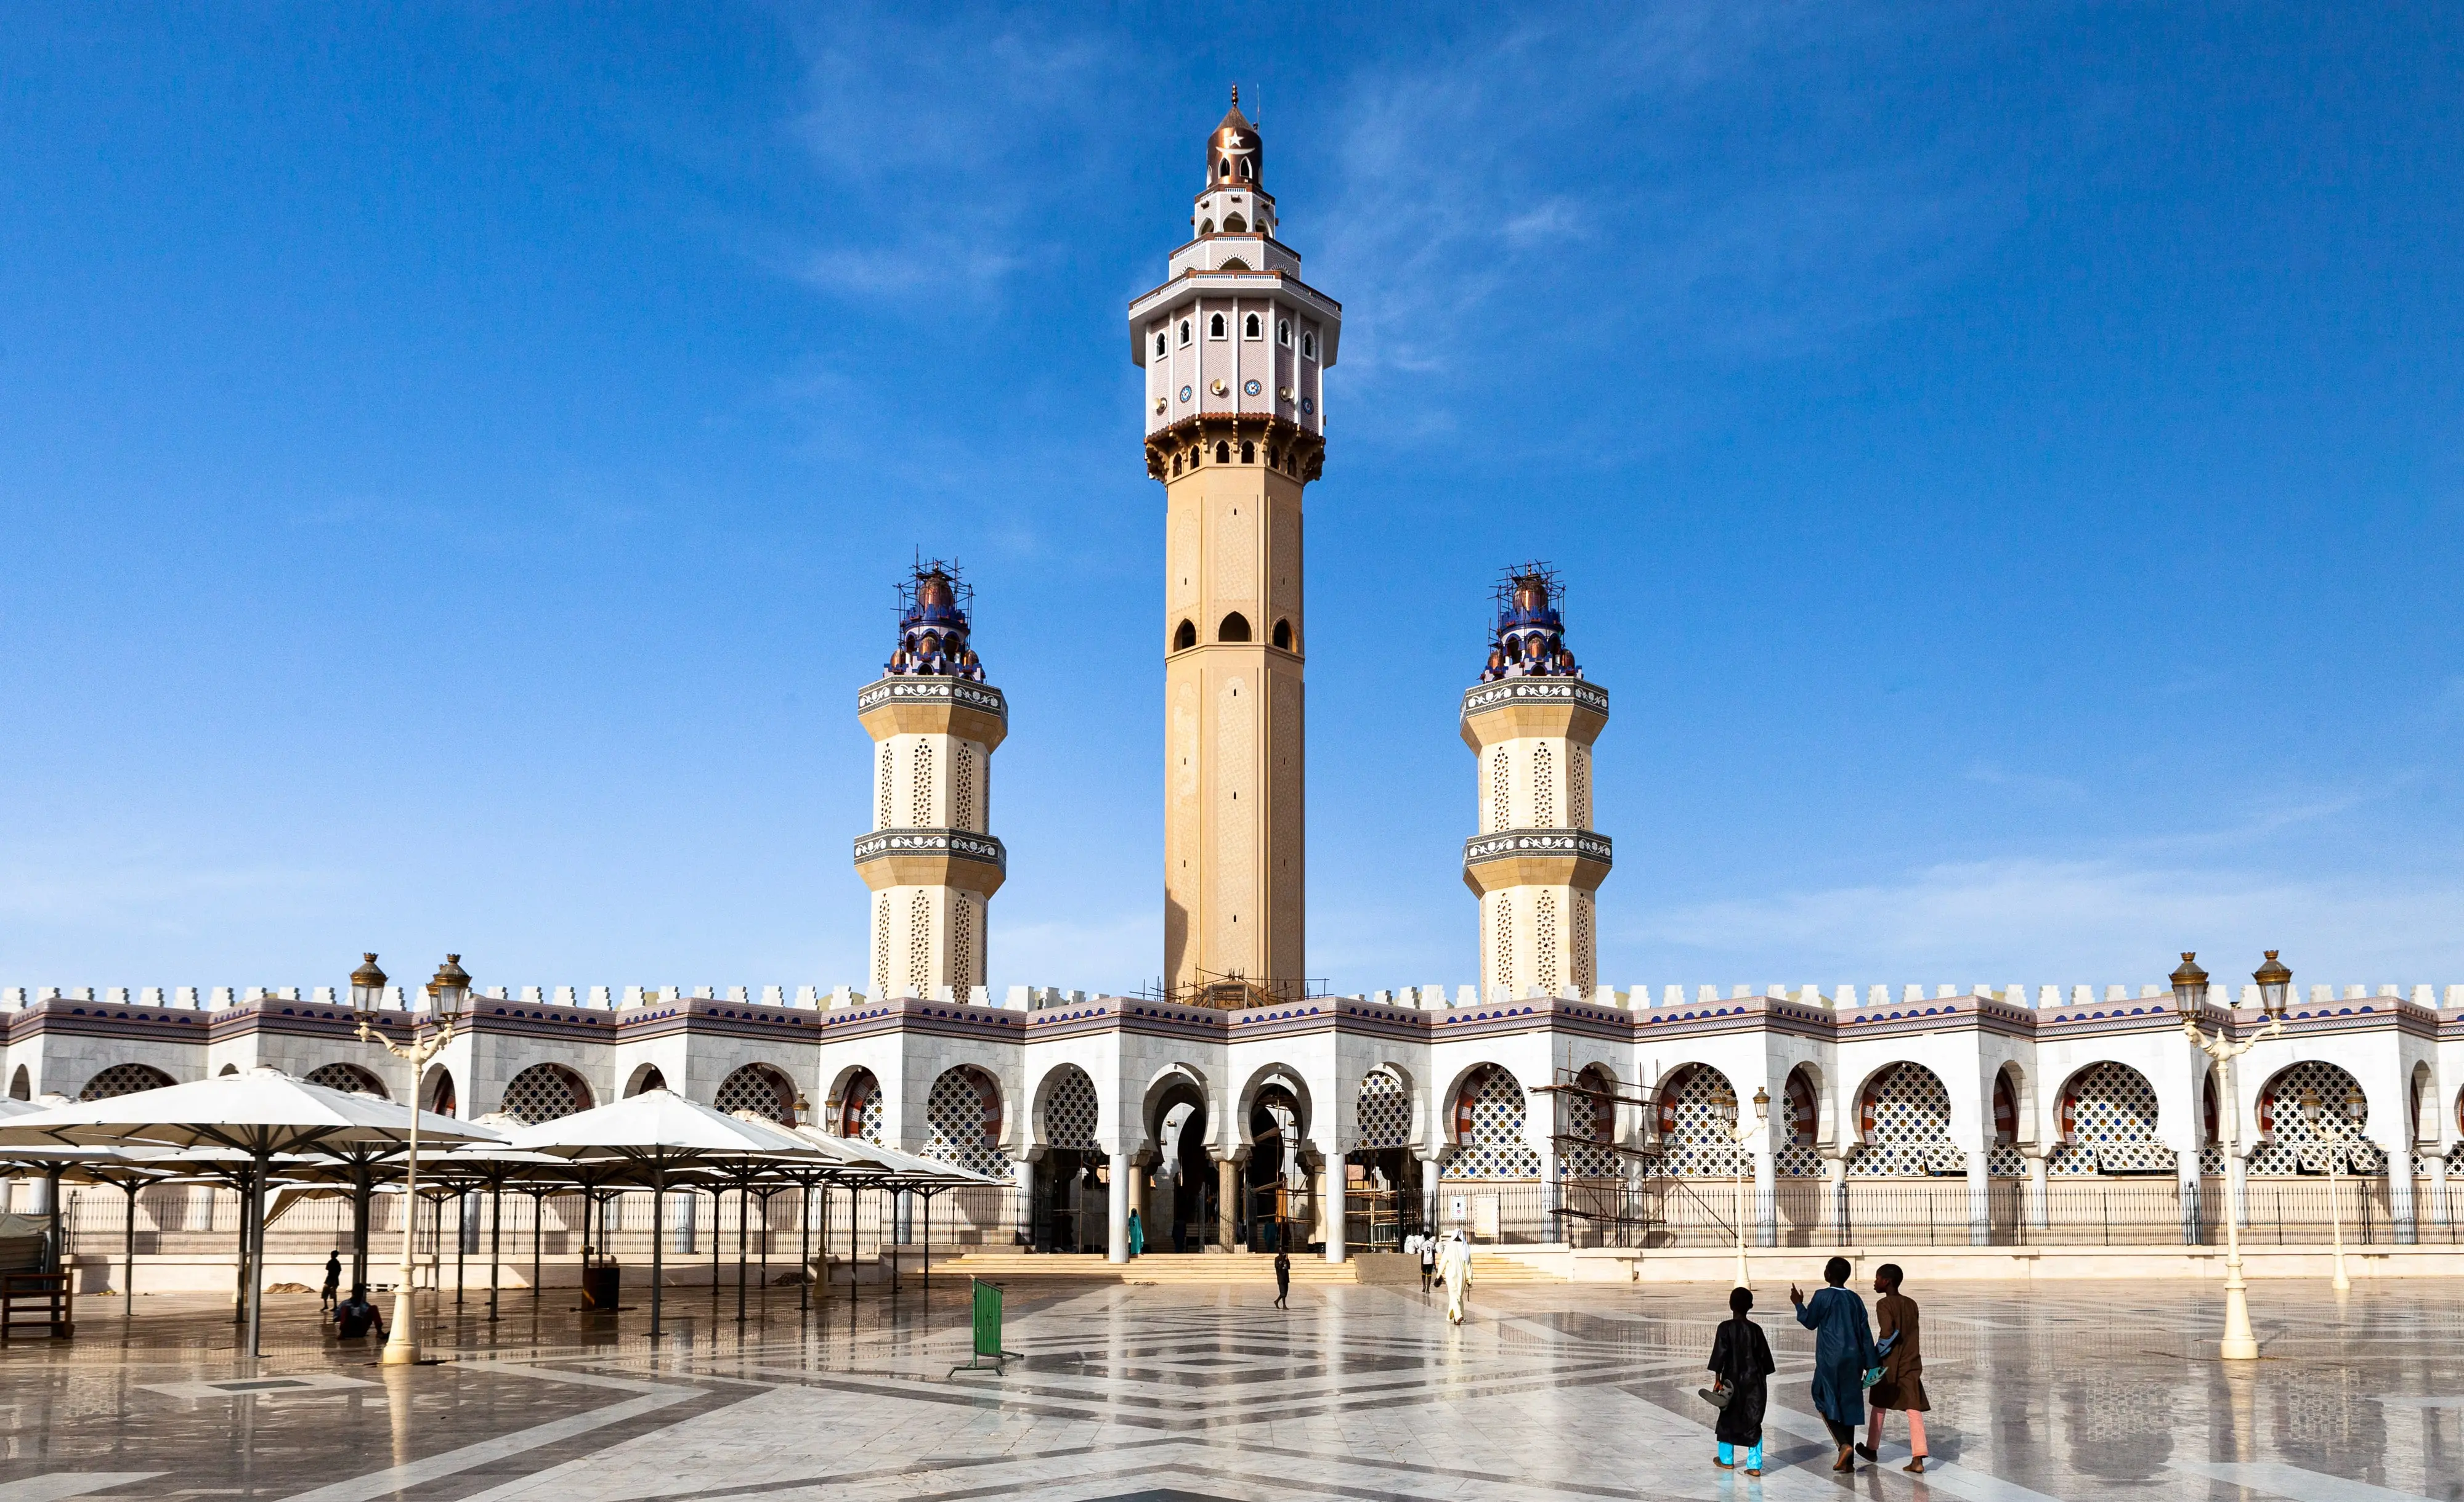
775,8,1132,304
1313,3,2030,441
1616,856,2464,984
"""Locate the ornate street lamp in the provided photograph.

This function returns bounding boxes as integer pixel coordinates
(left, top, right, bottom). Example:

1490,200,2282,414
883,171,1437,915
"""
1714,1084,1770,1290
2176,950,2289,1360
353,953,468,1366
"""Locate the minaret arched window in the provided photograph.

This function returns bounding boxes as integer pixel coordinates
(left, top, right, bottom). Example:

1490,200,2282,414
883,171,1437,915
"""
1214,440,1230,463
1209,313,1226,339
1239,440,1255,463
1301,331,1316,359
1271,619,1292,651
1243,313,1261,339
1154,333,1166,357
1180,320,1192,347
1218,160,1231,180
1217,612,1252,643
1277,319,1291,346
1225,214,1247,233
1173,619,1197,651
1239,159,1252,181
1199,219,1214,236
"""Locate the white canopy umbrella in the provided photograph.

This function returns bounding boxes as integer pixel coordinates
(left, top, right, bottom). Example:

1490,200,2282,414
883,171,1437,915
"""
0,1066,500,1356
507,1089,817,1338
784,1122,1000,1293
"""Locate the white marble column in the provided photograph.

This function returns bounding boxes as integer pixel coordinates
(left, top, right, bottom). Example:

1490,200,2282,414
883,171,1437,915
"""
1825,1154,1850,1244
2382,1131,2417,1245
1216,1154,1240,1249
1963,1135,1992,1246
2024,1148,2049,1232
1321,1158,1346,1263
1107,1152,1130,1263
1013,1154,1035,1249
2430,1151,2451,1232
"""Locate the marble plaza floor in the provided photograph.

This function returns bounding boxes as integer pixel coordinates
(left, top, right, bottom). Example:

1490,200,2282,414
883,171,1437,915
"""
2,1268,2463,1501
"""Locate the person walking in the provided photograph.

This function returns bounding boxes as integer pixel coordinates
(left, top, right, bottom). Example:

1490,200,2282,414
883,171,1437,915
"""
1418,1233,1437,1296
1272,1248,1291,1308
320,1251,343,1312
1437,1229,1473,1325
1791,1256,1878,1472
1128,1208,1145,1259
1707,1286,1775,1477
1859,1262,1929,1473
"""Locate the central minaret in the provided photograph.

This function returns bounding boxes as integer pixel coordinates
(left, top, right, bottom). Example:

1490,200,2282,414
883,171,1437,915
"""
1132,90,1340,1001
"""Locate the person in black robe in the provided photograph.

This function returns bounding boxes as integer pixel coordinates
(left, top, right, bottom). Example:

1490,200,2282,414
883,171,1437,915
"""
1708,1285,1776,1476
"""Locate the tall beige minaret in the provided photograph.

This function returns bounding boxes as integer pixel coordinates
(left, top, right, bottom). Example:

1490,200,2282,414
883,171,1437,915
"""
1461,567,1611,1002
1132,91,1339,999
854,562,1007,1000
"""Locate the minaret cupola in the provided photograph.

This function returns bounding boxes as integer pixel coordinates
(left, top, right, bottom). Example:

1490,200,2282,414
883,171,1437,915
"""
884,561,986,681
1194,89,1276,242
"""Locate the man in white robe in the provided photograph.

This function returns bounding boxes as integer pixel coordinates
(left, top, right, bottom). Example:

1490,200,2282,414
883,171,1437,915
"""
1438,1230,1473,1324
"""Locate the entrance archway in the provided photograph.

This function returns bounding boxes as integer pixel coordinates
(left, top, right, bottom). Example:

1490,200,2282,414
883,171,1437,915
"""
1348,1068,1421,1249
1246,1080,1308,1252
1031,1065,1103,1252
1147,1071,1212,1252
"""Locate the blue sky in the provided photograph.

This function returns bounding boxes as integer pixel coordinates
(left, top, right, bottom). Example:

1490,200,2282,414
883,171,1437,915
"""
4,4,2462,998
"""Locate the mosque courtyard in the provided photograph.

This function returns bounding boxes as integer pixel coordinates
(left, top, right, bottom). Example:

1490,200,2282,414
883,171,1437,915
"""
0,1273,2458,1501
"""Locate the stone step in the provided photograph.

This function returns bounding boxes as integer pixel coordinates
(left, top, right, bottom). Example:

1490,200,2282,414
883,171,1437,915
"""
930,1252,1360,1283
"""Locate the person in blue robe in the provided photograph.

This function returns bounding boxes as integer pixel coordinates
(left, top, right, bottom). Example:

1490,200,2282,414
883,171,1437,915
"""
1791,1256,1878,1471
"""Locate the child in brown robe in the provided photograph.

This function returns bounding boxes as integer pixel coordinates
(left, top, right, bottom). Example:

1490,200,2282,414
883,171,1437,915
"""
1860,1262,1929,1472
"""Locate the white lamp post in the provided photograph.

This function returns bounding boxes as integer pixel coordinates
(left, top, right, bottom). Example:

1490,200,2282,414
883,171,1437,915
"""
2176,950,2289,1361
1716,1084,1770,1289
353,953,468,1366
2302,1086,2361,1293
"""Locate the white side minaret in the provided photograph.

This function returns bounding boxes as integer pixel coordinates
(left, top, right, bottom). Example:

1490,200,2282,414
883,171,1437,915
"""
1461,567,1611,1002
1131,89,1341,1001
854,563,1007,1001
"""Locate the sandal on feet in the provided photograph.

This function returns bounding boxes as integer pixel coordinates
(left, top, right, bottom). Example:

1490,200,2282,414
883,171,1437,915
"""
1746,1468,1762,1478
1713,1459,1733,1470
1833,1447,1855,1472
1855,1443,1878,1463
1905,1458,1926,1474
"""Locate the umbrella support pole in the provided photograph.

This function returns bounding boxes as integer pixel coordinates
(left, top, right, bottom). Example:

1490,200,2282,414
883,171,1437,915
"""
455,1190,466,1307
710,1188,721,1296
650,1180,665,1343
245,1153,269,1361
121,1181,138,1317
488,1182,501,1323
530,1192,543,1304
798,1182,811,1318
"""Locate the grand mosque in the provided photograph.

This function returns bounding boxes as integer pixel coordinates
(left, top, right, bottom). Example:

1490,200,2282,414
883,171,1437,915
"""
5,97,2457,1267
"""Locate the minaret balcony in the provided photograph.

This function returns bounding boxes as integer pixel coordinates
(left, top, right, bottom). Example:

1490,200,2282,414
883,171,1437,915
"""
853,828,1007,896
857,675,1008,747
1462,828,1613,895
1457,676,1610,749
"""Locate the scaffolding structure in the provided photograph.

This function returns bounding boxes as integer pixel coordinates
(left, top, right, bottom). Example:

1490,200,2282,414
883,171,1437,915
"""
1534,1066,1746,1249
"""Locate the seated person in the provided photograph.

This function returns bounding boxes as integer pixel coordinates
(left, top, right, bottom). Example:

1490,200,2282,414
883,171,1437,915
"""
333,1285,386,1341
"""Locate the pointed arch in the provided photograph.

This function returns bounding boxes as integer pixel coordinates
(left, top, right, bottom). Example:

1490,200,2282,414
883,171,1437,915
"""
1173,618,1198,651
1217,612,1251,643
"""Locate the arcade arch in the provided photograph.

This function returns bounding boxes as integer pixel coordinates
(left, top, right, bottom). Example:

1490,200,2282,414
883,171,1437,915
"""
714,1063,795,1124
1652,1063,1746,1179
2251,1060,2381,1175
78,1063,173,1101
1777,1064,1824,1176
922,1065,1006,1177
305,1062,387,1098
1440,1063,1539,1180
1031,1064,1103,1252
500,1063,591,1125
1847,1062,1964,1177
2049,1062,2173,1175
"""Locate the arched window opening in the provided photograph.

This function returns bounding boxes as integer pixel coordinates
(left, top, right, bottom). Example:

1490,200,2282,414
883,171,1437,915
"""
1239,158,1252,181
1225,214,1248,233
1171,451,1182,475
1277,319,1291,346
1218,612,1252,643
78,1063,175,1102
1173,619,1198,651
1215,440,1230,463
501,1064,589,1125
1178,320,1192,347
1220,257,1250,270
1217,160,1230,180
1153,333,1166,357
1199,218,1214,236
306,1063,387,1099
1243,312,1260,338
1302,331,1316,359
1271,618,1293,651
1240,440,1255,463
715,1064,793,1124
1209,313,1226,339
